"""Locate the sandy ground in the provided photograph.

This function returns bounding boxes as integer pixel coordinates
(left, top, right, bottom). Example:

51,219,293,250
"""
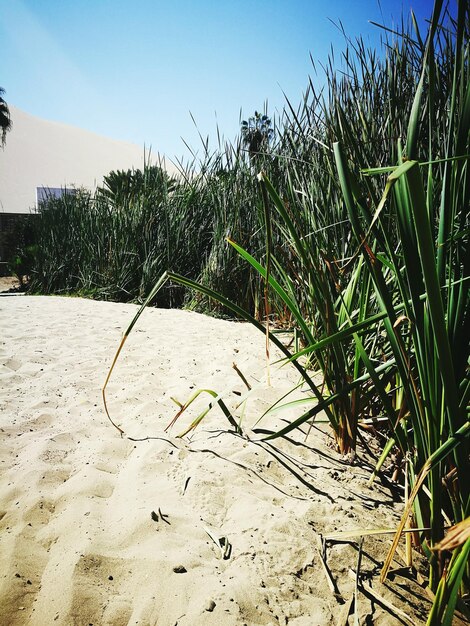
0,277,20,292
0,295,432,625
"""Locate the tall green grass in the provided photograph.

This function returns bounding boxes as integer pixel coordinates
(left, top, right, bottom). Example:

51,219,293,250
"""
247,5,469,618
29,158,267,310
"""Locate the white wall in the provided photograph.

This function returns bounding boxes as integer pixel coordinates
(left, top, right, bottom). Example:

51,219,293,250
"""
0,106,176,214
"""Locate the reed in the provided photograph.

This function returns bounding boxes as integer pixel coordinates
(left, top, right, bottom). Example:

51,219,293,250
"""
244,3,469,618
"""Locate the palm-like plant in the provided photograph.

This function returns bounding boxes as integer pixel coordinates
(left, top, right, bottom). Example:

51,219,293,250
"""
98,165,176,206
0,87,12,146
240,110,274,161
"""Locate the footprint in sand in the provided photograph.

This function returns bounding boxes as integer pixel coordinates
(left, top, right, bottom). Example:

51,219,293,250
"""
0,530,49,626
63,468,115,500
38,467,73,488
2,361,45,379
39,444,70,465
185,475,229,525
70,554,133,626
94,461,119,475
25,412,56,431
23,498,57,525
47,432,77,448
18,362,46,378
94,438,133,468
2,357,22,371
90,474,115,499
28,397,54,411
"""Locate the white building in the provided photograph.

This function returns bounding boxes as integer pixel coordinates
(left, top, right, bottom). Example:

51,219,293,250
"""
0,106,175,214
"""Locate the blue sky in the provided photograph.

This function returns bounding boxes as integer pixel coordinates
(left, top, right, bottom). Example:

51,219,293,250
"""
1,0,437,161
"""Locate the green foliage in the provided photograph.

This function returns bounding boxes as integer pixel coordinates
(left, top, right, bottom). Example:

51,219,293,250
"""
0,87,12,146
240,110,274,162
8,245,38,287
97,164,176,205
29,161,266,310
30,173,207,305
4,213,38,287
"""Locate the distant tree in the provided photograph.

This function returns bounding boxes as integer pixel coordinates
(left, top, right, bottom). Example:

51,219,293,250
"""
0,87,12,146
99,169,135,203
240,110,274,161
98,165,176,205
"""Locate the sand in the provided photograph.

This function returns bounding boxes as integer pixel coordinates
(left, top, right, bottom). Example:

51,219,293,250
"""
0,277,20,292
0,295,431,625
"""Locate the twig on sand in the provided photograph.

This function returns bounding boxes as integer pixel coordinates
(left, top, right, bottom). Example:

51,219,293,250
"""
232,362,252,390
336,594,354,626
347,568,416,626
203,526,232,559
150,508,170,524
353,539,364,625
316,534,344,602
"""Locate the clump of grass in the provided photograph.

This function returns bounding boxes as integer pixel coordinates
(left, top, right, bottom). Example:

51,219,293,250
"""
28,164,214,305
29,149,271,314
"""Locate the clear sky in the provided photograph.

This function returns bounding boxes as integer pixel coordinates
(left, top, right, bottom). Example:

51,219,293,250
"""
1,0,437,162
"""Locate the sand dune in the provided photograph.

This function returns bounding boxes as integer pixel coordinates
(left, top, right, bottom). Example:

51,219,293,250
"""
0,295,430,625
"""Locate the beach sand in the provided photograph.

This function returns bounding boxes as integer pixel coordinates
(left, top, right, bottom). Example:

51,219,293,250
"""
0,277,20,292
0,295,430,625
